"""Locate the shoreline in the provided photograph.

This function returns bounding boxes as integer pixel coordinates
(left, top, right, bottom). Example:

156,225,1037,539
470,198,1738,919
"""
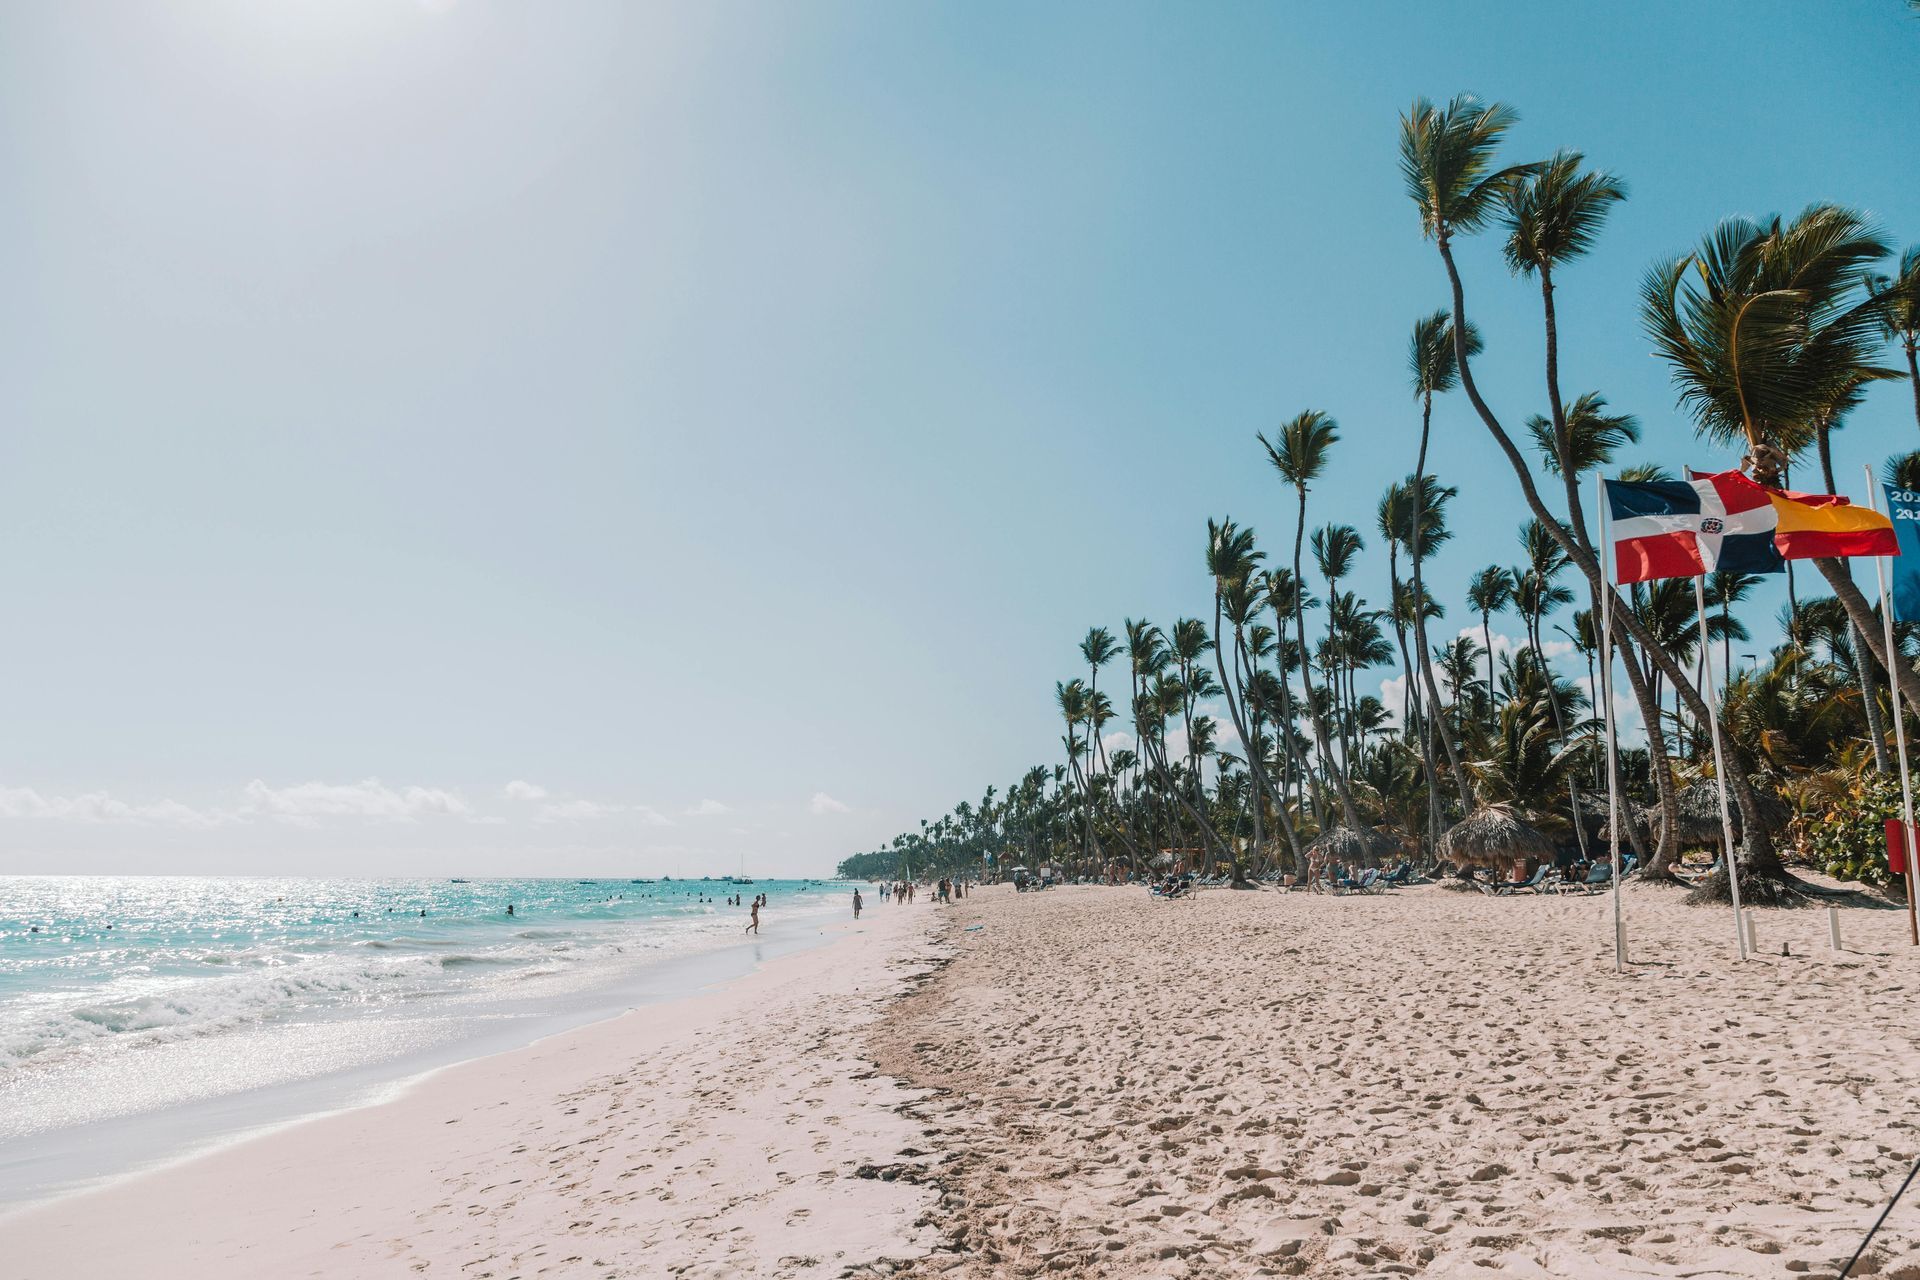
0,896,846,1212
2,899,943,1278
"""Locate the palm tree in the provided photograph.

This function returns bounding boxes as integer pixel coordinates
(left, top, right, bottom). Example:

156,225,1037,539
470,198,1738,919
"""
1403,95,1781,898
1466,565,1513,697
1527,392,1639,479
1406,309,1482,818
1259,412,1363,825
1381,476,1473,812
1707,572,1758,687
1502,150,1626,544
1642,204,1920,730
1870,245,1920,433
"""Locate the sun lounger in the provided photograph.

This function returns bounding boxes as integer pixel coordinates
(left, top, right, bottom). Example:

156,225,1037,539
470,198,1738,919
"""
1555,863,1612,894
1495,865,1551,896
1335,868,1380,895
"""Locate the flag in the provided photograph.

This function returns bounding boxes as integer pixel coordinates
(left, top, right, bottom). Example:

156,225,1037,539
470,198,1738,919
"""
1605,469,1898,585
1885,482,1920,623
1604,473,1784,584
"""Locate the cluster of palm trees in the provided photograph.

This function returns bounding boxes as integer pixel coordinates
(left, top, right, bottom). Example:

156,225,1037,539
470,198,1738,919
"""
843,95,1920,905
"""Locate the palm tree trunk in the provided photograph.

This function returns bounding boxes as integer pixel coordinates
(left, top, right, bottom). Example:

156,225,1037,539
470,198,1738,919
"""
1816,425,1892,772
1437,234,1785,897
1293,489,1363,827
1412,396,1476,812
1907,339,1920,433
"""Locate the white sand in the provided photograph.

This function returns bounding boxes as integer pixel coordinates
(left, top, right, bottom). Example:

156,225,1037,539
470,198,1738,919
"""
2,907,942,1279
872,881,1920,1279
17,880,1920,1280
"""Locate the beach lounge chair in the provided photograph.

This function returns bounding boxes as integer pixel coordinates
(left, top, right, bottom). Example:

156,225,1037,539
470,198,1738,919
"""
1335,868,1379,895
1378,863,1413,888
1495,865,1551,896
1556,863,1612,894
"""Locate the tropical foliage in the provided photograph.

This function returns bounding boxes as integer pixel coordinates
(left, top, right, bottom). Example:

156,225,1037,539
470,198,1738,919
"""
841,94,1920,904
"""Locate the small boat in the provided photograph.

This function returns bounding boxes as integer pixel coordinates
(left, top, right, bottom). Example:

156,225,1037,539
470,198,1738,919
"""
630,878,655,884
449,878,470,884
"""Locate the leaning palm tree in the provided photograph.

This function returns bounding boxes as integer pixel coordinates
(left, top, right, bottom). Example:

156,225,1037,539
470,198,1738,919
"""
1402,94,1779,899
1641,204,1920,729
1406,309,1481,818
1502,150,1626,539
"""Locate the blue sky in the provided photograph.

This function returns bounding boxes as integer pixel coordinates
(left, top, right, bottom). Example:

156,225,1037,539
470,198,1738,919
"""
0,1,1915,876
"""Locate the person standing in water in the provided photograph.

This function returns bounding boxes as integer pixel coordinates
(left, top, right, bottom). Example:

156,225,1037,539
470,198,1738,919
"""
745,897,760,934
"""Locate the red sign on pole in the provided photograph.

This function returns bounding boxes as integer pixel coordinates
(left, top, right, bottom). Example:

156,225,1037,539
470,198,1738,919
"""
1886,820,1920,874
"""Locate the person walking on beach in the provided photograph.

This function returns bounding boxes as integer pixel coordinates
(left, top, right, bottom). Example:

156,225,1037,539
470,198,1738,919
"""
853,889,863,919
746,897,760,934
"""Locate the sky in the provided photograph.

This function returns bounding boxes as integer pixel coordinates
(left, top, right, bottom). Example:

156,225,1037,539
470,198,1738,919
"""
0,1,1915,878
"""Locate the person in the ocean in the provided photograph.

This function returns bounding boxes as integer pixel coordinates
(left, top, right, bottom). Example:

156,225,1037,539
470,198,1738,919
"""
506,904,515,916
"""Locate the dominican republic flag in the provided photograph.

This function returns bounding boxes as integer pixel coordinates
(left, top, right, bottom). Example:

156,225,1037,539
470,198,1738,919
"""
1605,469,1897,585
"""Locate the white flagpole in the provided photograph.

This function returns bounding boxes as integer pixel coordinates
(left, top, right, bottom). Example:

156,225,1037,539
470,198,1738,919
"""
1864,468,1919,946
1693,573,1746,960
1597,475,1625,972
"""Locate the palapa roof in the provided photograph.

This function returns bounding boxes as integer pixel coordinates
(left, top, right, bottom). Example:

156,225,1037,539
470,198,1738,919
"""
1598,804,1652,844
1664,781,1790,845
1305,823,1399,866
1440,804,1556,869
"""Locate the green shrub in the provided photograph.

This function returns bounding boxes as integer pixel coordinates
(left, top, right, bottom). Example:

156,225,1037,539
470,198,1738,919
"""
1806,771,1916,887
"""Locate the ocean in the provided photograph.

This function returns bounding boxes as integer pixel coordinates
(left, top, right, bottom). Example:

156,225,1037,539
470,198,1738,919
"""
0,874,851,1206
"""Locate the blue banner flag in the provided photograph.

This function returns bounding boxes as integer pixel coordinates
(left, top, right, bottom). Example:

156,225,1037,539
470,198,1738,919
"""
1885,483,1920,623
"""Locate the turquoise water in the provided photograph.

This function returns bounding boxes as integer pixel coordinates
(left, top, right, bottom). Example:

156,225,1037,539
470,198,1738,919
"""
0,875,849,1202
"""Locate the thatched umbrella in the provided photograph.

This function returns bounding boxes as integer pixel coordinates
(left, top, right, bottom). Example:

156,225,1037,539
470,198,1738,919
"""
1440,804,1556,871
1306,824,1399,868
1598,803,1652,847
1666,782,1789,848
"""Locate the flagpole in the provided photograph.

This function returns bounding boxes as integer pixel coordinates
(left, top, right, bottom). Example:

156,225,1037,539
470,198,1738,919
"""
1597,475,1625,973
1865,468,1919,946
1693,573,1747,961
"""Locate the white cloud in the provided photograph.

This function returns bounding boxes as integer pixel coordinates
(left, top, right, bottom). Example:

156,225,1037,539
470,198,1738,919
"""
0,787,232,827
683,798,729,817
243,778,470,823
502,780,549,801
537,798,622,822
808,791,850,815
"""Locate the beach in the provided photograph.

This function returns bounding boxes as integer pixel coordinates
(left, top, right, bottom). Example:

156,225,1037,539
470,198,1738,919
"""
1,902,943,1278
874,882,1920,1279
11,881,1920,1279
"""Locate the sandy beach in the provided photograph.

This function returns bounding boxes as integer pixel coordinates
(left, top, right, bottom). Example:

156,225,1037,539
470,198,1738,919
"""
872,883,1920,1279
1,906,944,1279
12,881,1920,1279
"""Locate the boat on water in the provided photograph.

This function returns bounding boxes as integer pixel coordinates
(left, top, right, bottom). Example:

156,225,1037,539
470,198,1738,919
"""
449,878,469,883
630,878,655,884
727,876,755,885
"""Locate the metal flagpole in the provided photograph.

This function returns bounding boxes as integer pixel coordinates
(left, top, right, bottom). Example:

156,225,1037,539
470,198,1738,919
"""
1693,573,1747,960
1597,475,1625,972
1865,468,1919,946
